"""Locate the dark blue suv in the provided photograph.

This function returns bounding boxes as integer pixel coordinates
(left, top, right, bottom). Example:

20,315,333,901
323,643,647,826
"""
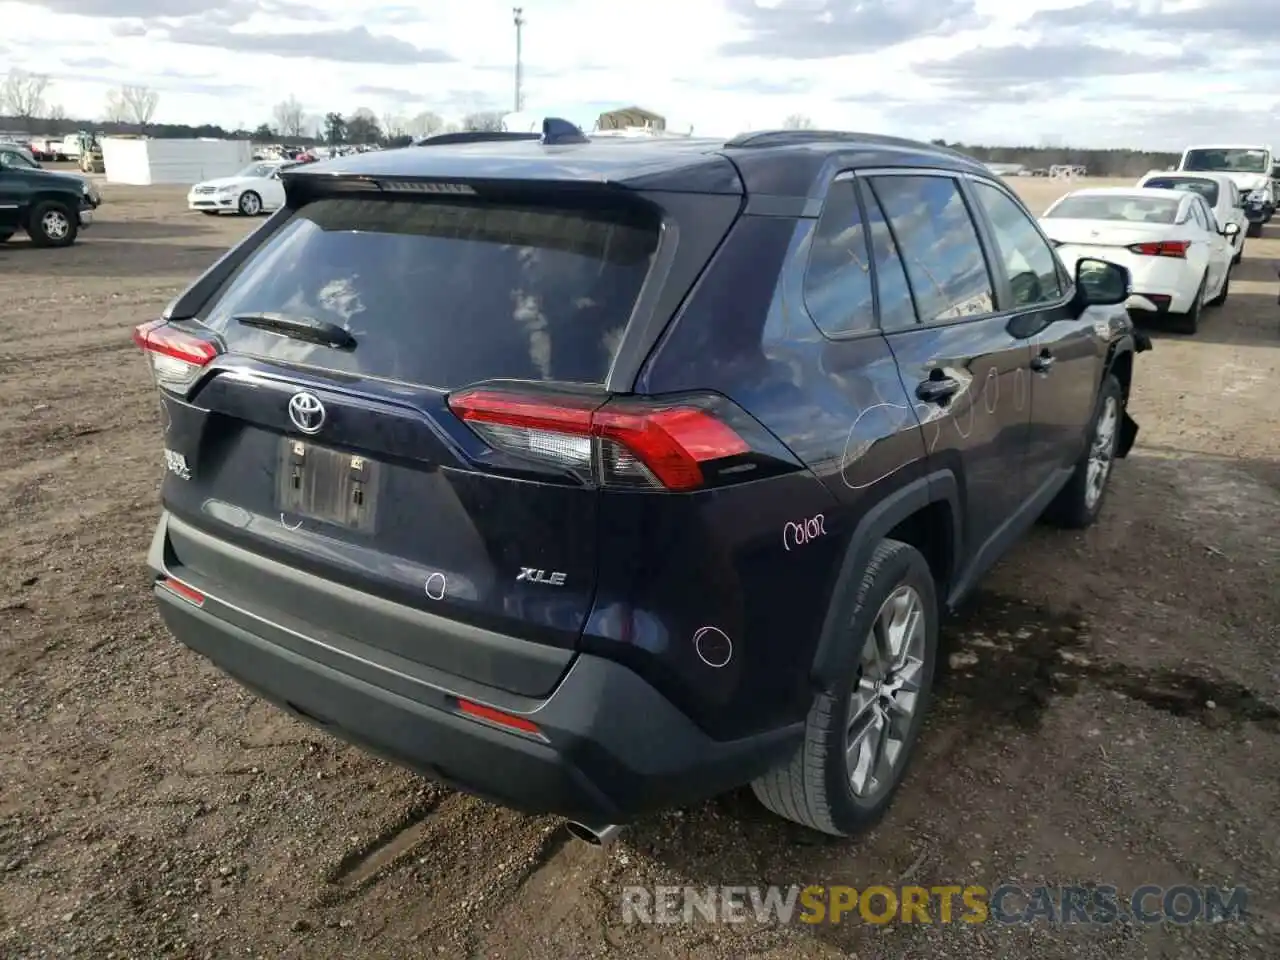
136,123,1147,842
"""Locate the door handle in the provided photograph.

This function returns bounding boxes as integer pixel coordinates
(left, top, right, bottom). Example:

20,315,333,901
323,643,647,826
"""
1031,351,1055,373
916,375,960,404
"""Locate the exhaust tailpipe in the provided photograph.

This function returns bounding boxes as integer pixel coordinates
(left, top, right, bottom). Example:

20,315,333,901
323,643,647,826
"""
565,821,623,846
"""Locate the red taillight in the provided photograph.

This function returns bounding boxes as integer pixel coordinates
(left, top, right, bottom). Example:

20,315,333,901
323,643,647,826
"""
1127,240,1189,258
456,698,543,738
447,388,751,491
132,320,218,392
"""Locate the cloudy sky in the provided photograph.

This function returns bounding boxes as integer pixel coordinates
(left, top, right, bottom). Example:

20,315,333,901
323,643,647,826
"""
1,0,1277,147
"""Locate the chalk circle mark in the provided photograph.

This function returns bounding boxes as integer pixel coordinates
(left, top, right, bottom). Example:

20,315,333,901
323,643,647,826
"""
424,572,447,600
983,366,999,414
693,626,733,668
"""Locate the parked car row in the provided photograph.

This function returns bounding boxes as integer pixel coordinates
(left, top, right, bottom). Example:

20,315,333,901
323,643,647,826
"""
1040,175,1243,335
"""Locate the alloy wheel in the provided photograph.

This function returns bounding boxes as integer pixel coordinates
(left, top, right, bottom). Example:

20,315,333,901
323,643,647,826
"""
847,584,927,799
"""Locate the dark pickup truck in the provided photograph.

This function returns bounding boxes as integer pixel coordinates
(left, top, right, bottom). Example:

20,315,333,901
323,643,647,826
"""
0,144,100,247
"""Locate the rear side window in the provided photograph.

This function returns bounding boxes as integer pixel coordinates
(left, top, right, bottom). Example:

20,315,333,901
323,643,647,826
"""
201,196,659,388
867,175,995,323
803,179,875,336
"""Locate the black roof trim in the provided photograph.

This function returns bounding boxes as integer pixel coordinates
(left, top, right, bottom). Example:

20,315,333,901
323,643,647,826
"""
414,131,540,146
725,129,975,162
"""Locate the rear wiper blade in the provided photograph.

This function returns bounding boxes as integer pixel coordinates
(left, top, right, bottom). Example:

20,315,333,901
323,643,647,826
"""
233,312,355,349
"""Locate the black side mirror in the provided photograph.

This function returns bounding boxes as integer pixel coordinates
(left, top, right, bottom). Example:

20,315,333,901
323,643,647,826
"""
1074,258,1130,307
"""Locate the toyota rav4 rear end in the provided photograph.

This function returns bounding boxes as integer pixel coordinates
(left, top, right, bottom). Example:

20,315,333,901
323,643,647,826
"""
137,134,828,832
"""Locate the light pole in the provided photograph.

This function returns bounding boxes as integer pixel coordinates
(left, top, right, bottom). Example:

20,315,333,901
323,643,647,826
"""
512,7,525,113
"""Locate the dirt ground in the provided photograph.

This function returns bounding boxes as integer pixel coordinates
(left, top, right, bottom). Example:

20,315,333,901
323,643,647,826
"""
0,173,1277,960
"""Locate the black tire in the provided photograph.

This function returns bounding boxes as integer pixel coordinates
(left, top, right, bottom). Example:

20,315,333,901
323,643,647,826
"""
1207,271,1229,307
0,232,12,243
28,201,78,248
1247,221,1263,238
1042,374,1124,530
751,539,938,837
1169,274,1204,334
237,191,262,216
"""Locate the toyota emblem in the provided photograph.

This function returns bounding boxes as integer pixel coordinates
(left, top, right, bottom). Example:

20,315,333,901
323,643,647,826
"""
288,391,325,434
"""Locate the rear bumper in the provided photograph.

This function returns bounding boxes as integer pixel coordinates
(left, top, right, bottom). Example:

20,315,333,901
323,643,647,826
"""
147,513,799,825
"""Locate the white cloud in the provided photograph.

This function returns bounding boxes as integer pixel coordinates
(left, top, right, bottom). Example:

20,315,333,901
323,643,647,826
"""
0,0,1277,148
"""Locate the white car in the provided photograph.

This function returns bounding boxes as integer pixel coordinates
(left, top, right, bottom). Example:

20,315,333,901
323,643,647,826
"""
1040,186,1237,335
1134,170,1247,264
187,160,288,217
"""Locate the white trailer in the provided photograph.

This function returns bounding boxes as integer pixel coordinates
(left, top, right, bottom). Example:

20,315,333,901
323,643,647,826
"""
100,137,253,186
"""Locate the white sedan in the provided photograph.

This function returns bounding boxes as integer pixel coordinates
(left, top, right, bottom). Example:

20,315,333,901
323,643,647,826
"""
1134,170,1247,264
187,160,288,217
1040,186,1237,335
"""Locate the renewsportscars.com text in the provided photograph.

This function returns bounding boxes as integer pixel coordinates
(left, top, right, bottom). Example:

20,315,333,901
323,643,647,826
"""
620,884,1249,926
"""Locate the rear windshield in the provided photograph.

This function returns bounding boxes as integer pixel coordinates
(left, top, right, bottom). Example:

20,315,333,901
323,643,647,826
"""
1045,194,1181,224
1182,148,1268,174
1142,176,1219,207
201,196,659,388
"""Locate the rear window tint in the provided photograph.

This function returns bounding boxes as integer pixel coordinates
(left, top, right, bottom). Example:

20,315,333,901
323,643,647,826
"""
1143,176,1219,207
201,196,659,388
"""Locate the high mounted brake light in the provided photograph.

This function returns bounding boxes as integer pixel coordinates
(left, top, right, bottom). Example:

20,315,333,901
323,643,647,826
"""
447,388,751,491
1127,240,1190,258
132,320,218,393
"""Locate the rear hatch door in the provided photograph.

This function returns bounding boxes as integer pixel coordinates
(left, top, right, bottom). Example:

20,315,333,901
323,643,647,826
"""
156,182,678,697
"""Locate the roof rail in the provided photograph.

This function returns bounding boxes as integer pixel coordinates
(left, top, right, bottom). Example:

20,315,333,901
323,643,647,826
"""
414,131,540,146
724,129,976,161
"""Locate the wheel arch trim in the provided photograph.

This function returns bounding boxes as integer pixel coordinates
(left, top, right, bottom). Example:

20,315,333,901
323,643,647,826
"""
810,471,960,690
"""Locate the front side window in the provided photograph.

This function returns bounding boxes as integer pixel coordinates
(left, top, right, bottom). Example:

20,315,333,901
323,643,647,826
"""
971,181,1063,308
867,175,995,323
0,149,35,169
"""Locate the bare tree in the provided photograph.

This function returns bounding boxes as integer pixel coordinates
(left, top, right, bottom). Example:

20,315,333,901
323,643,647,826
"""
272,95,306,138
2,70,51,122
783,112,815,130
461,110,504,132
103,88,128,123
406,110,443,138
120,85,159,128
381,112,405,139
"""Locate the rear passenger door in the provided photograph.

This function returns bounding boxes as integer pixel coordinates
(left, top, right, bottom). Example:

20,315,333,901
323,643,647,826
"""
859,171,1034,576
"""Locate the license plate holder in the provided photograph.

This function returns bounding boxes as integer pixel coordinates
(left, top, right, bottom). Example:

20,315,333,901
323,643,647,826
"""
275,438,381,533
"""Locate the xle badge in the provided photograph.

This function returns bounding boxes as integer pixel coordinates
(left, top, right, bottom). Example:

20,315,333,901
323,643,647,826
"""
517,567,566,586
